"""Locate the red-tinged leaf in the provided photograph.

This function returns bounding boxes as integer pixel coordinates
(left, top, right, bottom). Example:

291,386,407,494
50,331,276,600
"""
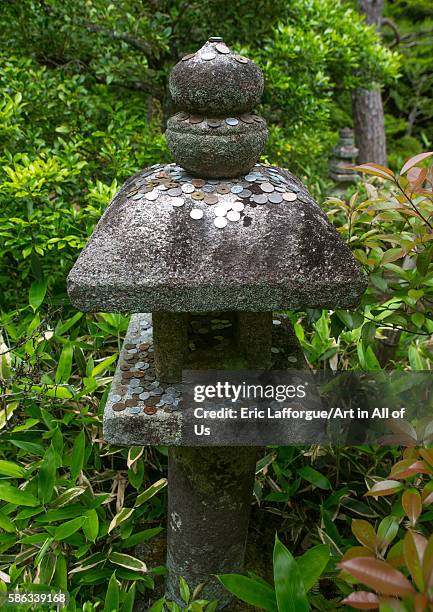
404,530,426,591
389,459,415,478
385,419,417,442
400,151,433,176
381,249,406,265
414,593,428,612
402,489,422,527
365,480,404,497
352,520,376,551
403,448,419,461
338,558,415,596
351,164,395,180
423,491,433,506
407,167,427,190
379,434,418,447
422,533,433,591
342,547,375,562
342,591,379,609
391,461,431,480
419,449,433,469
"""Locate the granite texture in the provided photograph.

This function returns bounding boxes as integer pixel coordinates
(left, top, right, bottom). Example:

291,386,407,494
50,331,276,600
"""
166,114,268,178
170,40,264,116
67,163,367,313
103,313,325,447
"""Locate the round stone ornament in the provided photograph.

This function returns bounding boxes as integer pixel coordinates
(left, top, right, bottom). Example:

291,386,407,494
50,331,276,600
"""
169,39,264,116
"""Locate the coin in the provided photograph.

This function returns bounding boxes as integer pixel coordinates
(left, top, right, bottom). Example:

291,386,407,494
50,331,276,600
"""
214,205,227,217
230,185,243,194
244,174,257,182
253,194,268,204
225,117,239,126
214,217,228,228
171,197,184,207
269,193,283,204
232,201,245,212
139,391,151,400
239,114,254,124
168,188,182,197
182,183,195,194
216,43,230,54
111,394,122,403
238,189,252,198
189,116,203,124
178,112,190,121
113,403,125,412
130,407,141,414
190,208,203,219
202,51,216,60
181,53,195,61
144,405,157,415
227,210,241,222
192,179,205,188
252,115,264,123
166,181,178,188
217,184,230,194
261,182,274,193
234,55,248,63
283,192,297,201
203,184,215,193
132,193,144,201
204,194,218,205
192,191,204,200
131,386,144,394
207,119,222,128
125,343,136,350
125,399,137,407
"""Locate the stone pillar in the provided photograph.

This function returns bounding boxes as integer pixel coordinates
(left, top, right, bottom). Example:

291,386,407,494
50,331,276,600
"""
166,446,257,608
152,312,188,383
236,311,272,368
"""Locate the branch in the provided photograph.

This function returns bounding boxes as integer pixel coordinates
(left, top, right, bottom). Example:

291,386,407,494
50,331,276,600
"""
81,21,153,56
381,18,401,48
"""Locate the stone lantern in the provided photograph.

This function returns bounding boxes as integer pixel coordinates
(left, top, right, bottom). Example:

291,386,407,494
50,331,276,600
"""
329,127,359,187
67,38,366,609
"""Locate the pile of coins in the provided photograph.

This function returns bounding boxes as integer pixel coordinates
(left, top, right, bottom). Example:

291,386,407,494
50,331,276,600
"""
176,113,265,128
108,314,183,416
123,162,305,230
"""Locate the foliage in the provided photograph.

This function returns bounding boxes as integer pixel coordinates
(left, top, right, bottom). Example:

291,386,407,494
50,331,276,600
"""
218,535,330,611
338,431,433,610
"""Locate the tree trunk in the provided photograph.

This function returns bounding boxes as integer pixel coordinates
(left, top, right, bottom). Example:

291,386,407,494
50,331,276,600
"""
353,0,387,165
353,88,387,165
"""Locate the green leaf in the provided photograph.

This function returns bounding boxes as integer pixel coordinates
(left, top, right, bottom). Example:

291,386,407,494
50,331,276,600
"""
55,342,74,384
108,507,134,534
53,517,85,541
135,478,167,507
217,574,277,611
109,551,147,573
83,508,99,542
92,353,118,377
121,584,136,612
416,244,433,277
179,576,190,604
0,483,38,506
149,597,165,612
29,278,47,310
0,460,26,478
0,511,16,533
274,535,309,612
297,466,331,490
104,572,120,612
70,430,85,482
38,445,57,504
296,544,330,592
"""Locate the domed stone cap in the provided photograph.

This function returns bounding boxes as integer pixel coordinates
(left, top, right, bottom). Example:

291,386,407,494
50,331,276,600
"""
67,163,367,313
169,38,264,116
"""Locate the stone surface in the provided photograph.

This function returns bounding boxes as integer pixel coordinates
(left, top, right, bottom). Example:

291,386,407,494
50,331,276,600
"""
169,39,264,116
67,163,367,313
166,446,257,609
166,114,268,178
103,313,324,447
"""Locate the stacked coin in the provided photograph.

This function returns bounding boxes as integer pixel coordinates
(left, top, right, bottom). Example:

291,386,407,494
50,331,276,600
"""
123,162,302,229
